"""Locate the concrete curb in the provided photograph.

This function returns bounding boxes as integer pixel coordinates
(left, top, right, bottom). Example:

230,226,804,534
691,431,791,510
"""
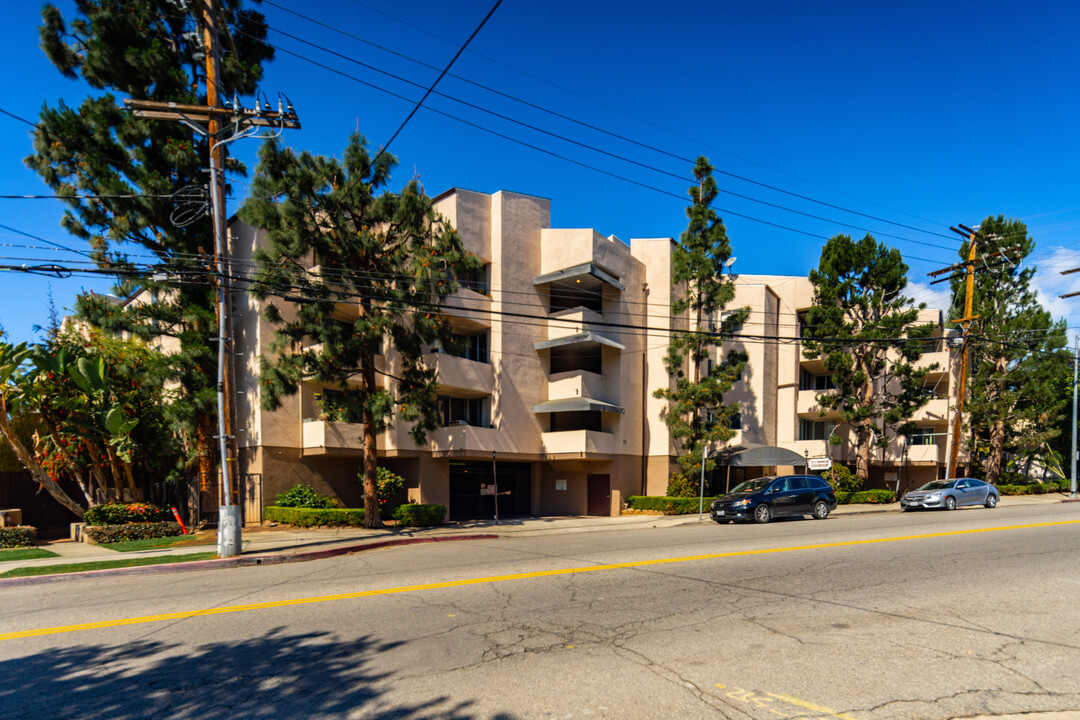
0,533,499,588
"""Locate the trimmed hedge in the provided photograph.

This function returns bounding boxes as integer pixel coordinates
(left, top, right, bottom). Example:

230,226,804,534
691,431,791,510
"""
393,503,446,527
998,483,1062,495
85,502,171,526
835,489,896,504
84,522,182,543
626,496,718,515
264,506,365,528
0,526,37,548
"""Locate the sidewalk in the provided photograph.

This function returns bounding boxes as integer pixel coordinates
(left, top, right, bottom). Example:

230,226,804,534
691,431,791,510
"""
1,492,1072,583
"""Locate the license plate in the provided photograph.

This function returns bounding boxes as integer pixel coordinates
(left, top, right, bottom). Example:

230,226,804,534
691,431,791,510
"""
715,510,725,516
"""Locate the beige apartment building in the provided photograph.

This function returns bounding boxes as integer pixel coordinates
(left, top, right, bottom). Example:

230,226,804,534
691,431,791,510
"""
228,188,963,520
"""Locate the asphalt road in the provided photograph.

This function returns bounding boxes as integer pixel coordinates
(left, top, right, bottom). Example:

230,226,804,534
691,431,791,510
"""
2,503,1079,719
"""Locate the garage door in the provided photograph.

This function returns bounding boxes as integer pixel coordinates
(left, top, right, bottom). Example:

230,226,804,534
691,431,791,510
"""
448,461,532,520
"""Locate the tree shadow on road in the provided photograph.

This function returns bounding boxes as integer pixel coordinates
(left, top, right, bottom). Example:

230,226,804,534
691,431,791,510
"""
0,628,517,719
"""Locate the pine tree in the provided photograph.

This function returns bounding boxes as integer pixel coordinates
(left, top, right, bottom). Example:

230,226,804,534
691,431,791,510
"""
240,135,479,528
803,234,937,481
25,1,274,493
948,216,1069,484
654,157,748,494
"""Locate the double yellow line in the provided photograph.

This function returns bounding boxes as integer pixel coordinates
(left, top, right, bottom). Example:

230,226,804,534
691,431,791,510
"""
3,519,1077,643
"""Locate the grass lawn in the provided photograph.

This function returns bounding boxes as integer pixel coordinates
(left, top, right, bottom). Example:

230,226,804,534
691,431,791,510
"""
0,547,60,562
0,552,217,579
102,534,215,553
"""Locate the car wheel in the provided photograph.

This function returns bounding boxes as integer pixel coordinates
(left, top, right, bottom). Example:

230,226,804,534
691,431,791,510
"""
753,504,772,524
812,500,830,520
945,496,956,511
985,494,998,509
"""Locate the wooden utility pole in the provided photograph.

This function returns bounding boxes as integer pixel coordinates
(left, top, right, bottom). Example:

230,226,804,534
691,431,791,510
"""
124,0,299,556
928,225,1021,479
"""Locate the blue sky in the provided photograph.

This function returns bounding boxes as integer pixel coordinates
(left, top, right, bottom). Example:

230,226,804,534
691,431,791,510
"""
1,0,1078,344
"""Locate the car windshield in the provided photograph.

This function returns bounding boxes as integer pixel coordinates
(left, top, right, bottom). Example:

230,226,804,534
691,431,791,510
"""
730,477,774,494
918,480,956,491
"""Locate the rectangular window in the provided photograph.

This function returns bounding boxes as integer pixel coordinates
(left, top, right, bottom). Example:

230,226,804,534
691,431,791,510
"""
908,428,936,446
441,331,489,364
550,346,602,375
438,395,490,428
455,264,489,295
800,369,836,391
799,419,835,441
549,411,602,432
549,283,603,314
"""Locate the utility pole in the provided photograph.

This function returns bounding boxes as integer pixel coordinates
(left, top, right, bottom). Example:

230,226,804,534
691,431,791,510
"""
1070,336,1077,498
927,224,1021,479
125,0,299,557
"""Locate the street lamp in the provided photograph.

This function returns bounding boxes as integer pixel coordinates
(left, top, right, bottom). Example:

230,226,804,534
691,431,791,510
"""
698,445,710,520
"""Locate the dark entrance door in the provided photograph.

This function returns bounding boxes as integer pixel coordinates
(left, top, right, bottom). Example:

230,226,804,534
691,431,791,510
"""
448,461,532,520
587,474,610,516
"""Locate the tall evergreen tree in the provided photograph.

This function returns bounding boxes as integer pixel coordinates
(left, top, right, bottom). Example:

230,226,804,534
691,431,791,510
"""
25,1,273,492
803,234,936,480
654,157,748,493
240,135,479,528
948,216,1069,484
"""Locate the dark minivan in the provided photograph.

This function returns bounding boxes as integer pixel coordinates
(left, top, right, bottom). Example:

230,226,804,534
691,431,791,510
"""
710,475,837,524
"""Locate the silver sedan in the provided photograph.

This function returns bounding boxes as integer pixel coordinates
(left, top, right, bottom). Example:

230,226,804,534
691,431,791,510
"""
901,478,1000,511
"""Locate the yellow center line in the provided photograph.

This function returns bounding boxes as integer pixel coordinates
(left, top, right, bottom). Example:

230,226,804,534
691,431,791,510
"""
3,518,1077,643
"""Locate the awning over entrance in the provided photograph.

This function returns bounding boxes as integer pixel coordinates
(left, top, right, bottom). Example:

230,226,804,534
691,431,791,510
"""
717,444,808,467
532,263,625,291
533,331,625,352
533,397,625,414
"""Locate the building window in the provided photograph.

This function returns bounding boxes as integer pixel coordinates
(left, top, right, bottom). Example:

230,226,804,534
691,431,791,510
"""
549,411,602,432
797,311,812,338
438,395,490,428
799,419,835,441
800,369,837,391
908,428,936,446
440,331,489,364
729,411,742,430
549,282,603,314
550,346,602,375
455,264,489,295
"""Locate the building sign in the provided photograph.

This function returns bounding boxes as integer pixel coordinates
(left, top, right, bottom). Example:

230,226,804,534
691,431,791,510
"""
807,457,833,471
555,479,567,491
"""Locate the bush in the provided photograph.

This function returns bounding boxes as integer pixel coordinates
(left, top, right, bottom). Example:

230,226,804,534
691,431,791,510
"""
392,503,446,527
358,467,407,518
85,502,170,526
273,484,339,509
84,522,182,543
626,496,717,515
665,472,699,498
821,464,863,493
835,489,896,504
264,506,365,528
0,526,37,548
998,483,1061,496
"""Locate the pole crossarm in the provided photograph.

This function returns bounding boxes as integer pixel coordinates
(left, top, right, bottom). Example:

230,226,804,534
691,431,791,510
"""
124,98,301,130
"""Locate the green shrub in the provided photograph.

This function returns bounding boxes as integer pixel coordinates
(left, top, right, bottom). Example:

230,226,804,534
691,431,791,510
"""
0,526,37,548
821,464,863,493
264,506,365,528
392,503,446,527
998,483,1061,496
665,472,699,498
835,489,896,504
85,502,170,526
358,467,407,518
84,522,182,543
273,484,339,509
626,496,717,514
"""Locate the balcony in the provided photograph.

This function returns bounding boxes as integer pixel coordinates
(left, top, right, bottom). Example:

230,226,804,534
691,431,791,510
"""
541,429,614,457
426,353,494,396
442,287,492,332
915,397,950,422
797,389,840,419
905,442,944,464
301,420,367,455
545,307,613,341
547,370,609,403
914,350,950,372
430,425,505,457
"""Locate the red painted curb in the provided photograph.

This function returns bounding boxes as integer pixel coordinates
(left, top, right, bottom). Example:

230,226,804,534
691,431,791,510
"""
0,534,500,588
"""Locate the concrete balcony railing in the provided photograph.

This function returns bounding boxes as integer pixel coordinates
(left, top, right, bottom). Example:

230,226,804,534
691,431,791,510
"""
429,425,505,457
540,429,614,457
301,419,368,455
915,397,950,422
797,389,841,419
914,350,950,372
426,353,494,396
904,443,944,464
546,370,609,403
545,308,617,343
442,287,492,331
